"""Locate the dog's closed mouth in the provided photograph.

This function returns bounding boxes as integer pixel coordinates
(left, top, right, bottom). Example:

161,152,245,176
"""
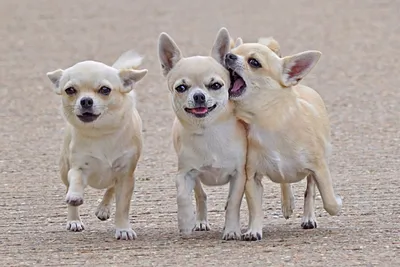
185,104,217,118
229,70,246,98
77,112,100,123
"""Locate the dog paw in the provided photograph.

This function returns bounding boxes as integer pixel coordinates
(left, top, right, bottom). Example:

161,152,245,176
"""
95,204,111,221
222,228,241,241
193,220,210,231
65,193,84,206
66,220,85,232
281,200,295,219
115,228,137,240
241,229,262,241
301,218,318,229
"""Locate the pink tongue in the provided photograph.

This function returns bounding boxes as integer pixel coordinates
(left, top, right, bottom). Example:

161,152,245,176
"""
192,107,208,114
231,78,244,92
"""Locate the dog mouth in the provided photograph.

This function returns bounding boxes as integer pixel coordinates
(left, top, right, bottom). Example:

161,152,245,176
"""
184,104,217,118
77,112,100,123
228,69,246,98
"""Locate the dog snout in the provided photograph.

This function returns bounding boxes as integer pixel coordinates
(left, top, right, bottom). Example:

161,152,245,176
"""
226,53,237,61
80,97,94,109
225,53,238,66
193,92,206,105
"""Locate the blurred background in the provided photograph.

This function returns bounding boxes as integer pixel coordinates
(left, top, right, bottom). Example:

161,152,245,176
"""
0,0,399,266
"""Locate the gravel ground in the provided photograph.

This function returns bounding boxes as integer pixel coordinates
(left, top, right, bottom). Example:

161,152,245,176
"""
0,0,399,266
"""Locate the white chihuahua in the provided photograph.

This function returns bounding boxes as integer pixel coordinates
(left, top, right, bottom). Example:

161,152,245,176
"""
47,50,147,240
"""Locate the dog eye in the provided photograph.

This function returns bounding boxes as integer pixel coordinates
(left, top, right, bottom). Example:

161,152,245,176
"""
209,82,223,90
98,86,111,96
175,84,188,93
65,87,77,95
248,58,262,68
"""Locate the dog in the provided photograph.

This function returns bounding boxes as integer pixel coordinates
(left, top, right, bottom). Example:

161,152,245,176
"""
234,36,297,223
157,28,247,240
46,50,147,240
224,30,342,241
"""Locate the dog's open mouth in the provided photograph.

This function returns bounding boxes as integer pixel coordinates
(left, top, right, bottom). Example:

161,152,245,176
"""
77,112,100,123
228,70,246,98
184,104,217,118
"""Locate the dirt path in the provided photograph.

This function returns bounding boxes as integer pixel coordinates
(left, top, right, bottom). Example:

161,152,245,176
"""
0,1,399,266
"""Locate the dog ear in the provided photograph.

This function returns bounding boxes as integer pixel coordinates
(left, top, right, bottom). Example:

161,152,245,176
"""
235,37,243,48
158,33,183,77
211,27,231,65
280,50,321,87
258,37,281,57
46,69,64,94
118,69,148,93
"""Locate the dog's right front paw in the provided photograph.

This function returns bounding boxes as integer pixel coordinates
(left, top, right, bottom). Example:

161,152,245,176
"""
65,193,84,206
193,220,210,231
66,220,85,232
241,228,262,241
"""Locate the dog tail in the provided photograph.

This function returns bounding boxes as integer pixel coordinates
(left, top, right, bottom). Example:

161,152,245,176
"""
112,50,144,70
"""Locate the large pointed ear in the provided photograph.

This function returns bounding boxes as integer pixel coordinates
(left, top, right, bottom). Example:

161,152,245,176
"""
158,33,183,77
118,69,148,93
46,69,64,95
211,27,231,65
258,37,281,57
280,50,321,87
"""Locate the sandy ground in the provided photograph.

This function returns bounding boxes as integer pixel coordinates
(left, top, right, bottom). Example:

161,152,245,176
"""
0,0,399,266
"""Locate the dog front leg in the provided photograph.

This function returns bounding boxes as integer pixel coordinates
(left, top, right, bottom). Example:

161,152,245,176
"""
95,187,115,221
280,183,295,219
114,173,136,240
193,179,210,231
242,171,264,241
176,170,197,235
65,168,85,232
222,171,246,241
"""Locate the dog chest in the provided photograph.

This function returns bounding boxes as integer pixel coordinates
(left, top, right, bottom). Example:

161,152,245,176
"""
70,139,138,189
249,126,308,183
179,123,245,186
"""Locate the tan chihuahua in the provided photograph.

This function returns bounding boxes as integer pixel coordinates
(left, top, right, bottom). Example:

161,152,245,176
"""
46,50,147,240
157,28,247,240
224,31,342,241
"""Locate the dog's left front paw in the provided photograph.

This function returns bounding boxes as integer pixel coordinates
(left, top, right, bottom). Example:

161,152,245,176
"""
222,228,241,241
193,220,210,231
242,228,262,241
115,228,137,240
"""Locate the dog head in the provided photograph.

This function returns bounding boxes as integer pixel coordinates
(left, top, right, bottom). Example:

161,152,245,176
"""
46,50,147,129
224,37,321,100
158,28,232,127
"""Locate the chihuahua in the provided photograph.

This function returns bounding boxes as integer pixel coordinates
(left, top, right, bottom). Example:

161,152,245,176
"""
157,28,247,240
224,31,342,241
46,50,147,240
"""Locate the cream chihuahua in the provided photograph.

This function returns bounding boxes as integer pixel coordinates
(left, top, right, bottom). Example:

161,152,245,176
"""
157,28,247,240
225,31,342,241
47,50,147,240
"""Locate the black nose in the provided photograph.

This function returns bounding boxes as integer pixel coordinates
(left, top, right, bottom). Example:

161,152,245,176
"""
80,97,93,108
225,53,237,61
193,92,206,104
